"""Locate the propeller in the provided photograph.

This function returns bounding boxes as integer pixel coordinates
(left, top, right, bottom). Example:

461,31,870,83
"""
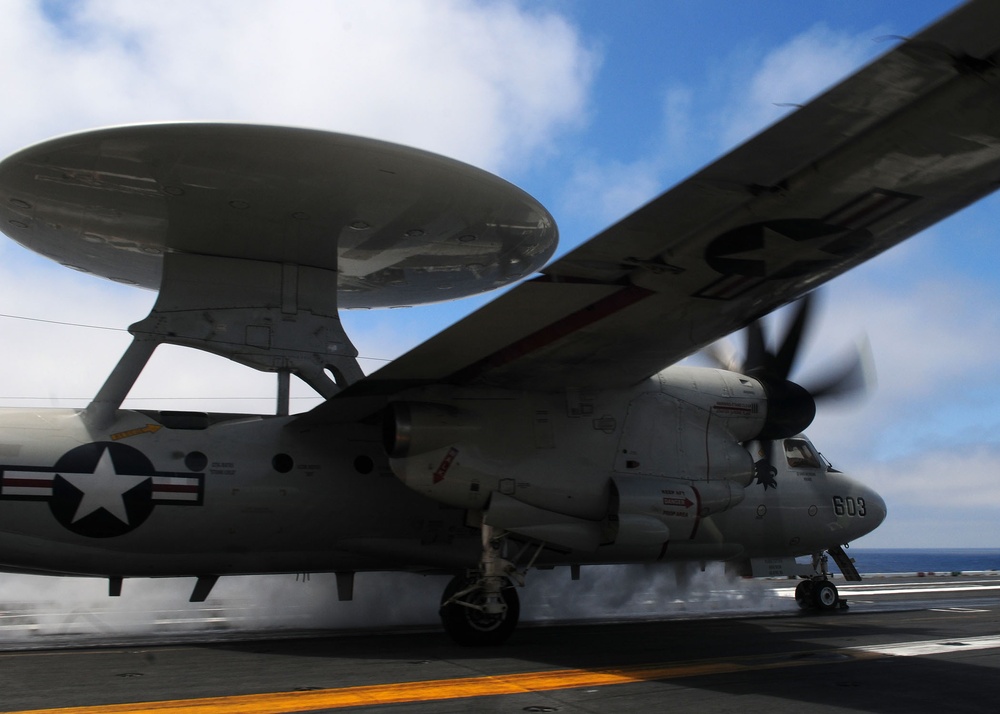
705,292,875,487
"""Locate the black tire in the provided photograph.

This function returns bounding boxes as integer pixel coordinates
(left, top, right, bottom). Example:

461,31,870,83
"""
812,580,839,611
439,575,520,646
794,579,815,609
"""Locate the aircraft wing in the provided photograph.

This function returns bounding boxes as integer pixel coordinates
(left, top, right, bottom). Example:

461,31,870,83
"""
307,1,1000,411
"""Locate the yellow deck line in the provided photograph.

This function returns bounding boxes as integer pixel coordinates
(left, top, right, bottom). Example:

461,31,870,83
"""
4,648,885,714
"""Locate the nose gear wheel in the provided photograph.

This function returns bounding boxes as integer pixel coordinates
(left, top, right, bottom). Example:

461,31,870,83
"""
795,549,848,612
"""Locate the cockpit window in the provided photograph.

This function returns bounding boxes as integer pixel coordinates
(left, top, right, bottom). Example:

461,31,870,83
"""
784,438,821,469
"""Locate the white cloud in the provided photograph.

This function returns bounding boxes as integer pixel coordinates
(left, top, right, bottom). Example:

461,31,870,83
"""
805,267,1000,453
867,444,1000,510
0,0,596,172
557,22,882,237
720,23,878,148
661,86,695,163
846,441,1000,548
0,0,598,411
560,157,664,227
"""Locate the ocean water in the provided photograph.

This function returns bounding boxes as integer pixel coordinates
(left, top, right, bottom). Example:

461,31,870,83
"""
847,549,1000,575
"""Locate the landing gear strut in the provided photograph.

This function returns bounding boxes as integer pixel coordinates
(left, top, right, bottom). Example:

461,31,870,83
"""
439,520,538,646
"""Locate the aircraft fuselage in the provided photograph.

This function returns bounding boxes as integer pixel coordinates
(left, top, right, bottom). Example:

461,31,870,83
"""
0,366,885,583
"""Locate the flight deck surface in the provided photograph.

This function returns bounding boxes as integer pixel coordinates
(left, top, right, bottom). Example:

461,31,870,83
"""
3,574,1000,712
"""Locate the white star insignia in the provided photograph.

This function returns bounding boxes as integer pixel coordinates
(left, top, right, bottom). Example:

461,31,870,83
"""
58,448,149,524
719,226,844,276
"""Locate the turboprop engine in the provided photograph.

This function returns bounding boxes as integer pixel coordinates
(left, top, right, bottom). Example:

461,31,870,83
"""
381,294,870,555
381,365,771,552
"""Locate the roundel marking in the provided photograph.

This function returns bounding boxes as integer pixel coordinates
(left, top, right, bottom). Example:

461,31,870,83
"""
705,219,871,280
49,442,158,538
0,441,205,539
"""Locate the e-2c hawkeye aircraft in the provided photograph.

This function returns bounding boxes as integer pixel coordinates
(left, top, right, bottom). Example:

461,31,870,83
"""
0,1,997,645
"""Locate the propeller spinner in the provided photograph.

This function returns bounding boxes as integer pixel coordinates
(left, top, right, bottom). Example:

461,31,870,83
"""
708,292,875,441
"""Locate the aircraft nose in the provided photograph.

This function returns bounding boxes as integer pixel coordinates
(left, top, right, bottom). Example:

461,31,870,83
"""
850,479,887,539
866,487,887,527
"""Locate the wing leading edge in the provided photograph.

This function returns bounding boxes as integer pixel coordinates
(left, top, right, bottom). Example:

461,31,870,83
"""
318,1,1000,406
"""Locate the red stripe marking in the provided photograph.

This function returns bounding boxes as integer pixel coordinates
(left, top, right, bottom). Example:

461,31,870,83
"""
2,478,53,488
689,486,703,540
152,484,200,493
449,284,655,383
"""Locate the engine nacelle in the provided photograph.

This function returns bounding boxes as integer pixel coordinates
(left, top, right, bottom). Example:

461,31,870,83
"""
383,402,480,459
384,374,762,520
615,367,761,487
609,474,745,546
657,367,767,443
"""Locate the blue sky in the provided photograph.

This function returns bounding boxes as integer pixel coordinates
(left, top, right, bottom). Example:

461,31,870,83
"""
0,0,997,551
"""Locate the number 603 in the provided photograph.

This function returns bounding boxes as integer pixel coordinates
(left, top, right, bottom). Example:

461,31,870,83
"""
832,495,867,517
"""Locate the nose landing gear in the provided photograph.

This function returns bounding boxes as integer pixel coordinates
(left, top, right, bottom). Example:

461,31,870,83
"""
794,549,853,612
794,577,842,611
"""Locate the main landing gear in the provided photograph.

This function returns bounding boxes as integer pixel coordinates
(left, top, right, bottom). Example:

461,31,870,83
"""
440,573,520,646
439,521,540,646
